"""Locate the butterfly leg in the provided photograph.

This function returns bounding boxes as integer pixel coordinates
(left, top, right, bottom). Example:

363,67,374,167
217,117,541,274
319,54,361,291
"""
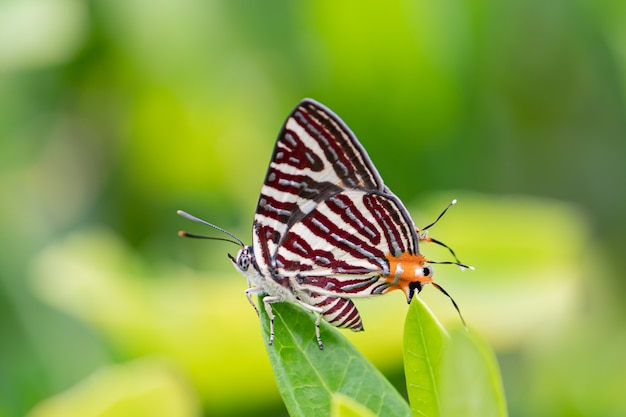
262,295,281,346
314,313,324,350
244,287,260,316
295,299,325,350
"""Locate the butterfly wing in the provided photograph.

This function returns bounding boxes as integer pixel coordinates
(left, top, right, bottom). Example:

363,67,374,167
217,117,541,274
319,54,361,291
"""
252,99,387,276
306,293,364,331
274,188,422,331
277,190,421,295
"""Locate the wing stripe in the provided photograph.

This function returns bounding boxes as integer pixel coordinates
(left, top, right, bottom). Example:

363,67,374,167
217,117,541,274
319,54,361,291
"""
304,275,385,295
277,232,370,274
363,194,418,257
326,193,380,244
307,294,364,331
297,101,383,190
304,210,384,264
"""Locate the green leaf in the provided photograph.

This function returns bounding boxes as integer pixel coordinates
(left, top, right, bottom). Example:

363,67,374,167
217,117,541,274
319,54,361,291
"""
404,298,508,417
438,328,508,417
403,297,449,417
331,393,377,417
259,300,411,417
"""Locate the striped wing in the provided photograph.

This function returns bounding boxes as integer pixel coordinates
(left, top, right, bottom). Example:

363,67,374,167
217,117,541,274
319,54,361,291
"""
253,99,387,275
306,293,364,331
278,190,420,296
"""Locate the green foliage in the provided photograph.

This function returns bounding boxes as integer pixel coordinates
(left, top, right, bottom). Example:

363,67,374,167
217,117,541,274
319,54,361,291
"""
259,301,411,417
403,298,448,416
404,299,507,417
260,296,507,417
437,328,507,417
331,394,377,417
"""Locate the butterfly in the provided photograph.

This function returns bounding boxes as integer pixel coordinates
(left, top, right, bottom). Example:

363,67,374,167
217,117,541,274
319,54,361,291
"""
178,99,471,349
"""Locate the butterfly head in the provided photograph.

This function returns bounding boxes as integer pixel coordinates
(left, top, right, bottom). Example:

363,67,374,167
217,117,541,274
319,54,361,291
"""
406,265,435,303
229,246,254,274
386,252,466,327
385,252,435,303
228,245,266,286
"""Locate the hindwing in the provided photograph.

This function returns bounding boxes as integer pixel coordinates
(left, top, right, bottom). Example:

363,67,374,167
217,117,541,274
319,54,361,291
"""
280,190,419,297
305,293,364,332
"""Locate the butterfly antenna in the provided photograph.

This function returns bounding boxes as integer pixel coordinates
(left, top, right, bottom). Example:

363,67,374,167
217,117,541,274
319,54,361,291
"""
420,199,456,231
422,237,475,271
177,210,244,248
431,282,467,330
427,259,474,271
418,199,474,271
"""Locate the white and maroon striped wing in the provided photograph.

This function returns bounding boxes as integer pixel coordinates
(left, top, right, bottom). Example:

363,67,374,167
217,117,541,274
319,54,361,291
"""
279,190,420,297
252,99,385,275
306,293,364,331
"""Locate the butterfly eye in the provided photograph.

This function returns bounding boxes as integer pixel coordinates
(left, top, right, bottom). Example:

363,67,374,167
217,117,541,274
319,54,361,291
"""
238,256,249,271
236,247,254,271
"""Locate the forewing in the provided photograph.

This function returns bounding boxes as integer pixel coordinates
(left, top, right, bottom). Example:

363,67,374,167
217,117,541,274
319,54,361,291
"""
253,99,385,274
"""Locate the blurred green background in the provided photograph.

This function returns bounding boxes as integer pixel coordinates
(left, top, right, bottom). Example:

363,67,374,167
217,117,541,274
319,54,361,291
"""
1,0,625,416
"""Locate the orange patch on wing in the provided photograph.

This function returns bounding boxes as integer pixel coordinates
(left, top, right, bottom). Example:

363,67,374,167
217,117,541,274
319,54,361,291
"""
384,251,431,300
